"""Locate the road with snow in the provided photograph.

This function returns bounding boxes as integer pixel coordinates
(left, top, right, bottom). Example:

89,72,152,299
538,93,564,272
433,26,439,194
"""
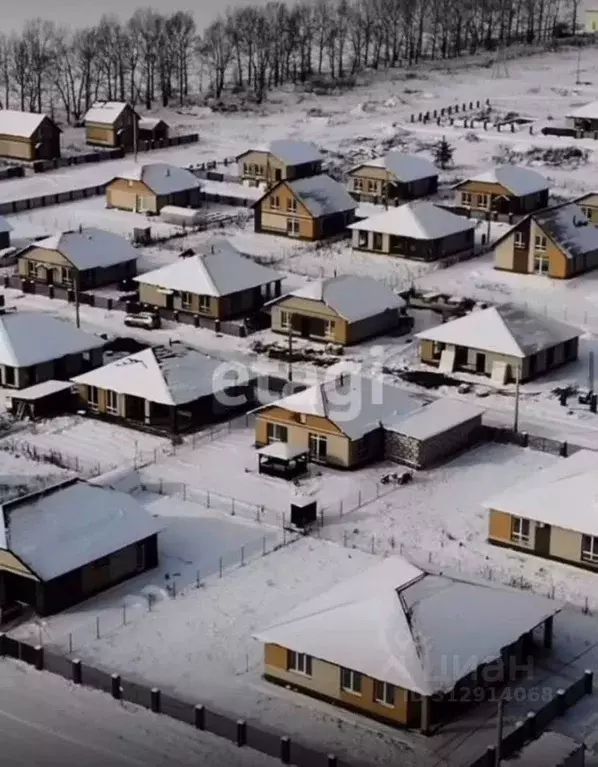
0,659,278,767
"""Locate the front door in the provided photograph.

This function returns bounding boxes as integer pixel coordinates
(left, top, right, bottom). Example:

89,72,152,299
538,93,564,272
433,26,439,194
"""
309,433,327,462
535,524,551,557
44,266,54,286
475,353,486,373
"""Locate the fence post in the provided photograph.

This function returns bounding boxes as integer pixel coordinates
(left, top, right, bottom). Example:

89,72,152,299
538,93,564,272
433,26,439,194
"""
151,688,161,713
526,711,537,739
72,659,82,684
241,546,245,566
232,497,235,515
111,673,121,699
0,632,5,656
585,669,594,694
34,645,44,670
556,688,566,715
122,604,127,625
219,557,223,577
262,536,267,555
96,616,100,639
195,704,205,730
328,756,338,767
280,736,291,764
236,719,247,747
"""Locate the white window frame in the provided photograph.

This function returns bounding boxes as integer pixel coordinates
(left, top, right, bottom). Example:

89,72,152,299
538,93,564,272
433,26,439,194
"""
88,385,99,412
181,291,193,310
581,535,598,563
374,680,395,707
61,267,73,287
581,206,593,221
354,178,363,191
514,231,524,248
357,231,368,248
270,195,280,210
533,254,550,275
198,295,210,312
267,422,288,443
461,191,472,206
324,320,335,339
287,197,298,212
534,234,547,251
476,193,489,209
309,432,328,461
27,260,37,278
511,515,530,544
288,651,312,676
341,668,362,695
105,389,119,416
287,218,300,236
367,179,377,193
280,310,290,330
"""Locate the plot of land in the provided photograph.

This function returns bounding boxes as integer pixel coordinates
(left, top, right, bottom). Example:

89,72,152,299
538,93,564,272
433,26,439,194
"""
0,448,72,503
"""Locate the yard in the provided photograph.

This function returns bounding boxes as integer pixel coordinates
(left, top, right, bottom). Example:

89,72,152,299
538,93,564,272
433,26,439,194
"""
0,447,72,503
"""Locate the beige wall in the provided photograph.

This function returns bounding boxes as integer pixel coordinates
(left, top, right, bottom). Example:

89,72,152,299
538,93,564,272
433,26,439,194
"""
78,384,126,417
550,526,583,562
488,508,536,549
258,182,315,239
579,194,598,223
347,165,391,196
107,178,156,212
270,300,347,344
0,136,34,161
239,150,285,180
421,340,522,379
586,10,598,31
494,233,516,270
528,220,568,278
0,549,39,579
457,180,511,209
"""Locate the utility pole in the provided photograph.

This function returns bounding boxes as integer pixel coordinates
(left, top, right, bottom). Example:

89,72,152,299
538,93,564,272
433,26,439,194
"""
287,315,293,383
513,363,521,432
133,110,138,164
74,271,80,329
589,350,594,395
576,45,582,85
495,696,505,766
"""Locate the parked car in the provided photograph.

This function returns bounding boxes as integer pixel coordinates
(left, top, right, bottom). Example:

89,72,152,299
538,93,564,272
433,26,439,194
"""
124,311,161,329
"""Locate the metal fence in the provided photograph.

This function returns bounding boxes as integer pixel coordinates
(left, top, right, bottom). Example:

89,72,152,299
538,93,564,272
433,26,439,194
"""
0,183,107,216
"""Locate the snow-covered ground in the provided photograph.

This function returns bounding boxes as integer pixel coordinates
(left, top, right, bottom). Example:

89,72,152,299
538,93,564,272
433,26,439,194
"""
0,448,72,503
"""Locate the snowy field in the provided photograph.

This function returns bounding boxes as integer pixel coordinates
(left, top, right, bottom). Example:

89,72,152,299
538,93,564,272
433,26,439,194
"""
0,448,72,503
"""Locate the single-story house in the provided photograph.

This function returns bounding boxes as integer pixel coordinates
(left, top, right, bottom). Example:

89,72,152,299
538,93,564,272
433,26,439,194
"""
454,166,550,217
416,306,580,384
254,375,423,469
255,556,561,733
135,240,283,321
254,174,357,240
510,731,585,767
0,216,12,250
566,101,598,133
84,101,139,149
493,202,598,279
383,398,484,468
0,311,104,389
349,202,475,261
0,110,61,161
486,449,598,572
347,152,438,204
18,227,138,290
266,275,411,345
237,140,323,186
138,118,169,142
573,191,598,224
0,477,161,616
73,341,256,434
106,163,202,213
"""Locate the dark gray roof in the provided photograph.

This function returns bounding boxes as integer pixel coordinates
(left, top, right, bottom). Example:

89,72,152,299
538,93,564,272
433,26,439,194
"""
287,175,357,217
269,139,322,166
535,203,598,259
385,153,437,182
29,228,138,270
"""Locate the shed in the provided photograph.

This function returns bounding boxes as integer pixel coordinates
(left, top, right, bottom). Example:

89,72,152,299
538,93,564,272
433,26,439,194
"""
383,398,484,468
159,205,204,227
7,379,76,421
138,118,169,142
257,441,309,480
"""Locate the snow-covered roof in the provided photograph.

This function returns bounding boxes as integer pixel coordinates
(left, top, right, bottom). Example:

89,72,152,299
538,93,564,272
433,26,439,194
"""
463,166,549,196
27,227,138,271
115,163,201,196
73,342,253,406
534,203,598,259
255,556,561,696
383,398,483,441
350,201,475,239
138,117,167,130
0,109,55,139
10,379,74,401
135,240,281,297
416,306,579,359
258,442,308,460
567,100,598,120
271,275,404,323
0,216,11,234
283,175,357,218
484,449,598,536
0,480,162,581
84,101,131,125
258,375,421,440
269,139,322,166
510,731,582,767
353,153,437,182
0,312,104,367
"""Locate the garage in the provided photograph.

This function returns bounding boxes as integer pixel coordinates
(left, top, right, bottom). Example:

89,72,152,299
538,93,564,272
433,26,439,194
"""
383,399,484,469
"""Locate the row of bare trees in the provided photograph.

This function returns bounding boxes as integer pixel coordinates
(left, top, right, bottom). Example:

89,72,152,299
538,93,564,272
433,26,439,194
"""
0,0,576,122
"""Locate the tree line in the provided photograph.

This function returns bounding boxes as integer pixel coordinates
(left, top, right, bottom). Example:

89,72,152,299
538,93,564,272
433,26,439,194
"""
0,0,576,123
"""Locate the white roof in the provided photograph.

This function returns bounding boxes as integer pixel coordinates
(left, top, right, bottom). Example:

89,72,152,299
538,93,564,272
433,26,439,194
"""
11,380,74,401
73,343,252,406
274,275,404,323
354,153,437,183
268,139,322,166
0,312,104,367
350,201,475,239
567,100,598,120
484,449,598,536
384,398,483,440
84,101,130,125
284,175,357,217
116,163,201,196
255,556,561,696
1,480,162,581
159,205,201,221
465,166,549,196
135,241,281,297
534,203,598,258
28,227,138,270
258,442,307,460
416,306,579,359
138,117,167,130
0,109,50,139
259,375,422,440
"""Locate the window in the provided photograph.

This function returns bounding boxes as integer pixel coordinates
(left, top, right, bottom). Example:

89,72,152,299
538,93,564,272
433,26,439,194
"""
198,295,210,312
280,310,290,330
27,260,37,278
533,254,550,275
3,366,15,387
357,231,368,248
181,291,192,310
534,234,547,251
461,192,472,206
341,668,362,695
309,432,327,461
581,206,593,221
88,385,99,412
286,197,297,212
476,193,489,208
373,232,384,251
367,180,377,193
514,231,524,248
354,178,363,191
511,516,530,544
266,422,288,443
581,535,598,563
287,218,300,236
374,680,395,707
324,320,335,339
270,195,280,209
432,341,445,360
288,651,312,676
106,389,119,415
61,267,73,286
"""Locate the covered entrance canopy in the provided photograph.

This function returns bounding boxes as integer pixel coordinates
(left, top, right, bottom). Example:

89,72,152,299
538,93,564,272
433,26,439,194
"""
258,442,309,480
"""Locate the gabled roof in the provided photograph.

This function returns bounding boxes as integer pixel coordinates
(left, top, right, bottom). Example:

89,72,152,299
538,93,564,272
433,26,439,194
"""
254,556,561,697
270,275,404,323
257,375,421,439
457,166,549,196
0,312,104,367
416,306,579,359
352,152,437,183
534,203,598,259
383,398,484,440
567,100,598,120
238,139,322,166
349,201,475,239
0,480,162,581
134,240,281,297
73,342,253,406
84,101,135,125
114,163,201,196
484,449,598,536
138,117,168,131
0,109,59,139
25,227,138,270
264,175,356,218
